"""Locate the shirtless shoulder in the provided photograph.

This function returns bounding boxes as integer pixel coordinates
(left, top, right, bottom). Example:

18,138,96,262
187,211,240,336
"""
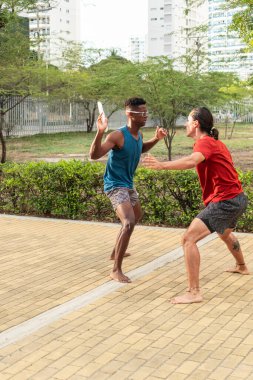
106,130,124,149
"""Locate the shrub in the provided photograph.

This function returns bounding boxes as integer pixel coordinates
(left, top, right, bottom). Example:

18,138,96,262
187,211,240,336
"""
0,161,252,232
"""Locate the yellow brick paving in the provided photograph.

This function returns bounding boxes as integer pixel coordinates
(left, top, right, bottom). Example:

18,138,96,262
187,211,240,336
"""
0,216,183,331
0,215,253,380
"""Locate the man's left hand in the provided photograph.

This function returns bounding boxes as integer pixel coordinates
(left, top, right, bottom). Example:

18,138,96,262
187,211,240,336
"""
155,126,167,140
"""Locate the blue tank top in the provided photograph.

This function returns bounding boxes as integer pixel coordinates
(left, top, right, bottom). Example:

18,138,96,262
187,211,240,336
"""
104,125,143,192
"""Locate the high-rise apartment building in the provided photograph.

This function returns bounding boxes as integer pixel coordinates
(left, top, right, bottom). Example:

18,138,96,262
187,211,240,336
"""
127,37,146,62
147,0,207,61
208,0,253,79
22,0,81,66
147,0,164,57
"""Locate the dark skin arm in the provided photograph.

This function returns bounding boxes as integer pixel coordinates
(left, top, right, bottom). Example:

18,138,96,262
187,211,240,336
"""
142,126,167,153
89,115,123,159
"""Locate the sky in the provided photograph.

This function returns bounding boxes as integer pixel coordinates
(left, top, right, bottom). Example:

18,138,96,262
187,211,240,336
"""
80,0,148,52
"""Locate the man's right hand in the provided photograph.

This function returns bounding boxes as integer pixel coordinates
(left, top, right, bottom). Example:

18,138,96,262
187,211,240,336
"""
97,114,108,133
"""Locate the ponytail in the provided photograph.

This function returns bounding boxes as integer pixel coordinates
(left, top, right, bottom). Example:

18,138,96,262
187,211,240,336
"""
209,127,219,140
191,107,219,140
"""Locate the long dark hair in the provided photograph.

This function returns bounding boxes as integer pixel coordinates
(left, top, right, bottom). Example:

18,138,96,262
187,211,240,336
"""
191,107,219,140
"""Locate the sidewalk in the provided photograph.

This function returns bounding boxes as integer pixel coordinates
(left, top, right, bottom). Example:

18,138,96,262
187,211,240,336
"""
0,215,252,380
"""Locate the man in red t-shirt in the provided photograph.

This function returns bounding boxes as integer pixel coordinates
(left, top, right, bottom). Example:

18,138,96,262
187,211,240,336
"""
143,107,249,304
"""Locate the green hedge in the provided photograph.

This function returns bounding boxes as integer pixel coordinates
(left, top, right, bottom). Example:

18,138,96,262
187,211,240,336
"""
0,160,252,232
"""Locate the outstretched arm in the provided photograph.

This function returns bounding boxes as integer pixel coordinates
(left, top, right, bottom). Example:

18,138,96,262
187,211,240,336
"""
143,152,205,170
89,115,116,159
142,126,167,153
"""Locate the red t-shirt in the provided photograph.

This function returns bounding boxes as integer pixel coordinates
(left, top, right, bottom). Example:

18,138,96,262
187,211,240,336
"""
193,136,243,205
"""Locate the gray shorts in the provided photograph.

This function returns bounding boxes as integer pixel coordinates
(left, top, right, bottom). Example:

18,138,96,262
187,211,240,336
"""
105,187,139,211
196,192,248,234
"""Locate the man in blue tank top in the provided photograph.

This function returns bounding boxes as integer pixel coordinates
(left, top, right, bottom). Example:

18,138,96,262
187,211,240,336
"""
90,98,167,283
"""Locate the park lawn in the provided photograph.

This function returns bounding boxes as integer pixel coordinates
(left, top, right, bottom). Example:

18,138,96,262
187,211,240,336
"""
6,123,253,163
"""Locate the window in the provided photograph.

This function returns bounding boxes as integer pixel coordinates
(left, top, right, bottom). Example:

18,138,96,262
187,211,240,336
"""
165,14,172,23
164,44,172,53
164,34,171,43
165,4,172,12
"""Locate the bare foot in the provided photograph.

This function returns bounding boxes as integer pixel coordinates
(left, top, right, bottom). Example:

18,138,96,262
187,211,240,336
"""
171,291,203,304
110,270,131,283
225,264,250,275
110,252,131,260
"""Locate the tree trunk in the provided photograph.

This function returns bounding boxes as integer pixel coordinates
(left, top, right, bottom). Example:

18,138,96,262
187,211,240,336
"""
85,102,97,133
224,117,228,139
167,135,173,161
90,102,97,132
85,106,93,133
164,133,174,161
86,118,91,133
229,121,236,140
163,117,177,161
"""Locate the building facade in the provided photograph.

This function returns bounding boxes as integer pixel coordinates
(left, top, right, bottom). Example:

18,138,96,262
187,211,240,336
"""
127,37,146,62
208,0,253,79
147,0,207,61
22,0,81,66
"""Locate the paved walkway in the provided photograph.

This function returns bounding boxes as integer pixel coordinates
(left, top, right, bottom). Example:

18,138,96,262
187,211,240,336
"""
0,215,252,380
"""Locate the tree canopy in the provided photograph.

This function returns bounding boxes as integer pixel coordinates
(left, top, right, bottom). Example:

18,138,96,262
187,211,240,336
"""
120,56,238,159
225,0,253,49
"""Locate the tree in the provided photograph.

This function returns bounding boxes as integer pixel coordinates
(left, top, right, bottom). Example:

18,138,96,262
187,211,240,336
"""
61,42,110,71
0,1,51,17
178,24,208,75
219,81,253,139
53,48,134,132
0,63,63,162
225,0,253,49
0,1,59,162
126,57,239,160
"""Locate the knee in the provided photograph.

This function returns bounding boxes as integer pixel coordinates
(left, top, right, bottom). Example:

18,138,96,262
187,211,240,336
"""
135,210,144,224
181,232,188,246
122,219,135,234
181,231,195,247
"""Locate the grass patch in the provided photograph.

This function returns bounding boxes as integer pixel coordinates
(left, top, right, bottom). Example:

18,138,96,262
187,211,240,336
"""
6,123,253,163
